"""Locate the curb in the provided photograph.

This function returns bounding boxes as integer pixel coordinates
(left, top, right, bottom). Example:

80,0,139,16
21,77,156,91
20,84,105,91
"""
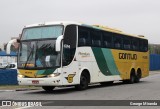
0,90,15,92
15,88,40,91
0,88,40,92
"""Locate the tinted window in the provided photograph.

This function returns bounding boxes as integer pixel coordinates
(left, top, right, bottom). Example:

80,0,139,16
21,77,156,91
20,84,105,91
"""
139,39,144,51
132,38,139,51
63,25,77,66
91,30,102,47
78,26,91,46
113,35,122,49
143,40,148,52
103,32,113,48
139,39,148,52
78,26,148,52
123,37,131,50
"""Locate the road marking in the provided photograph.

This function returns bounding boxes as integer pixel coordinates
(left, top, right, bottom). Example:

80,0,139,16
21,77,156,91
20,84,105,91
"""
0,90,15,92
15,106,33,109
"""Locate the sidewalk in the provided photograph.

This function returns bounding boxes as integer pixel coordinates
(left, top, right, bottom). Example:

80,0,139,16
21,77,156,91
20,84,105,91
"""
0,85,41,91
149,70,160,75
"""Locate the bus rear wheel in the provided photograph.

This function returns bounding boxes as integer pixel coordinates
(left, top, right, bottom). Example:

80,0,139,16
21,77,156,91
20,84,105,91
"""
135,70,141,83
42,86,55,91
75,74,88,90
129,73,136,84
123,70,136,84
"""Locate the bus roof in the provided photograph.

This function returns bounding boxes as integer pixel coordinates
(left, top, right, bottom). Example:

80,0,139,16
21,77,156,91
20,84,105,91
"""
24,21,147,40
24,21,81,28
94,25,147,39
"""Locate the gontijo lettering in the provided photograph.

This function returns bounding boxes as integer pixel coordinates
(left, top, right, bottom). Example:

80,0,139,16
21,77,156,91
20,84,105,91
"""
119,53,137,60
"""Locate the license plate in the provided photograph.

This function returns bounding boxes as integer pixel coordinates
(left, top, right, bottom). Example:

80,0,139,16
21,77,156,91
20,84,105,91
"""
32,80,39,84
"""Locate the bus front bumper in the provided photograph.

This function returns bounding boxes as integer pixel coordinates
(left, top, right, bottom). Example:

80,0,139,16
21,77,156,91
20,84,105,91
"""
18,77,62,86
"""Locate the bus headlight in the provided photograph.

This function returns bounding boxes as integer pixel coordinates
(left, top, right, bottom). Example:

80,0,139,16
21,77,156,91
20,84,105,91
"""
48,73,61,77
18,74,24,78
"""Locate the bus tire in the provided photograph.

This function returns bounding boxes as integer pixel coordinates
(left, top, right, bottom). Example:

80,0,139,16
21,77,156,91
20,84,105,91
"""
75,73,88,90
135,69,142,83
129,73,135,84
42,86,55,91
100,81,113,86
123,70,136,84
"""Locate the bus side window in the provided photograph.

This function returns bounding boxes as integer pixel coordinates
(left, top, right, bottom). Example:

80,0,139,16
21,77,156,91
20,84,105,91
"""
143,40,148,52
79,37,86,46
78,26,90,46
139,39,148,52
123,37,131,50
113,35,122,49
91,30,102,47
103,32,112,48
132,38,139,51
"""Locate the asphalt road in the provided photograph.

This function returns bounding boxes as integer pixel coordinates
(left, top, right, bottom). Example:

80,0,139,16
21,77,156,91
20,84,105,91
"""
0,71,160,109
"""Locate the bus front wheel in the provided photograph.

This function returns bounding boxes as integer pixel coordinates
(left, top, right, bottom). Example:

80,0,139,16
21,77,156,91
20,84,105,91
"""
42,86,55,91
75,74,88,90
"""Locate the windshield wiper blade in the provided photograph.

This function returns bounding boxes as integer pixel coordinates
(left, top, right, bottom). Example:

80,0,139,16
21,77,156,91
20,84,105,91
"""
24,45,35,68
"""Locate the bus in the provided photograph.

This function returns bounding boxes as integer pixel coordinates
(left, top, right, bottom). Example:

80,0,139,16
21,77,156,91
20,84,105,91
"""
17,21,149,91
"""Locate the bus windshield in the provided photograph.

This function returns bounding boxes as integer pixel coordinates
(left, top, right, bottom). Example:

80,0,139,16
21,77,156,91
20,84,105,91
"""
18,39,60,69
21,25,63,40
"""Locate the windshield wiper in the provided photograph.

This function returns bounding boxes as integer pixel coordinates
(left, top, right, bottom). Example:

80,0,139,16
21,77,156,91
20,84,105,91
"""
24,45,35,68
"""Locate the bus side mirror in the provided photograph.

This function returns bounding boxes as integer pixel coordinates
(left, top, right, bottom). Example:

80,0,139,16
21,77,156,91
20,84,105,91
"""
6,39,20,54
17,39,20,43
55,35,63,52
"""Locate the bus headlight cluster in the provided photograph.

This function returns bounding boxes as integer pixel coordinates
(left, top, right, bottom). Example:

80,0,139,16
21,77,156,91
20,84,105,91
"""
18,74,24,78
48,73,61,77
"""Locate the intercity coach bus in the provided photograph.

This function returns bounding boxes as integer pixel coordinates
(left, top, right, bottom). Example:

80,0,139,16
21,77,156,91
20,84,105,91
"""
17,21,149,91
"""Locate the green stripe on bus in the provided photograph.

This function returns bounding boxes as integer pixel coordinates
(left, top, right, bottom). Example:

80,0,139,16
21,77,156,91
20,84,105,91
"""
92,47,120,76
92,47,111,76
101,48,120,75
36,68,56,75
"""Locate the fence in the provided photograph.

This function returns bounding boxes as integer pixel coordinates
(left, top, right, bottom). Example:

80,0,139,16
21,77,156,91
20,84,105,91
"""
0,69,18,85
150,54,160,71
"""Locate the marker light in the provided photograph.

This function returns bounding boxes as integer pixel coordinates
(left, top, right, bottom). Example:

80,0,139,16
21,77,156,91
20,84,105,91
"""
18,74,24,78
48,73,61,77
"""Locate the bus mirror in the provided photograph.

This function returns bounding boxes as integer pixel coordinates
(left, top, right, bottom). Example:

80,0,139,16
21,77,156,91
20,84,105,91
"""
55,35,63,52
6,39,19,54
17,39,20,43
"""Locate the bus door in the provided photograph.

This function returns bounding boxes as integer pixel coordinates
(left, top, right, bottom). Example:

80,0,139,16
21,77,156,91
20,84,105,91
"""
61,25,78,85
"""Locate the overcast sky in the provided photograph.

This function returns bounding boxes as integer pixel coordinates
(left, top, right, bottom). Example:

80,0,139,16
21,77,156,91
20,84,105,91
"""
0,0,160,44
